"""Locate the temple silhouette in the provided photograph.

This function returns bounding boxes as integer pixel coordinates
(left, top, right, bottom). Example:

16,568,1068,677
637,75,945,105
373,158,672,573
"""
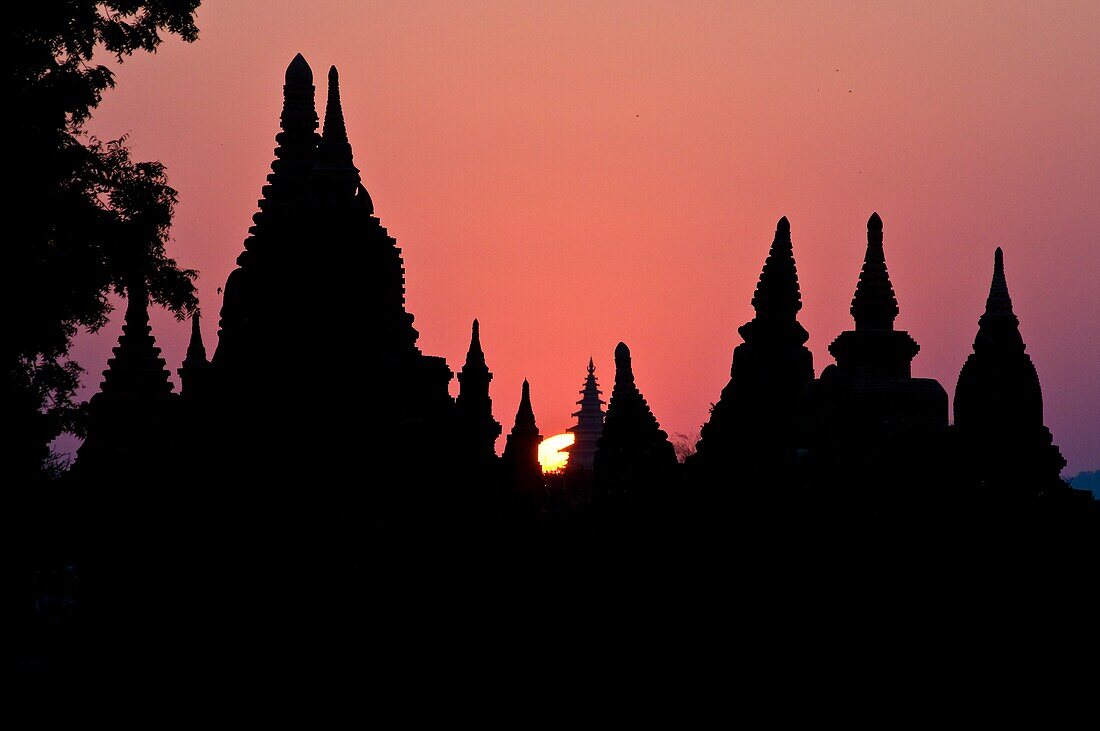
21,53,1095,684
70,54,1087,516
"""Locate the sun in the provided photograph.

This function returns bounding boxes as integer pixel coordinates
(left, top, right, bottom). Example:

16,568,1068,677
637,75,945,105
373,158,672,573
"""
538,433,575,474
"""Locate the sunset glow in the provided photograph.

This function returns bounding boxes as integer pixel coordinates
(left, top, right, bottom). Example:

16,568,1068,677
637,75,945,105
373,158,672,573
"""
65,1,1100,475
538,433,575,474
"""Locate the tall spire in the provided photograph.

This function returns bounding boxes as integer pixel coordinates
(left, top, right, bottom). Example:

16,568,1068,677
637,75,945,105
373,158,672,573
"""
317,66,358,171
182,310,208,368
851,212,899,330
456,318,500,463
750,216,803,323
973,247,1025,353
514,379,537,431
954,247,1064,485
280,53,317,136
179,309,211,399
568,356,606,473
693,216,814,479
74,277,177,477
465,319,486,367
311,66,361,206
594,341,677,492
96,276,172,396
503,379,543,490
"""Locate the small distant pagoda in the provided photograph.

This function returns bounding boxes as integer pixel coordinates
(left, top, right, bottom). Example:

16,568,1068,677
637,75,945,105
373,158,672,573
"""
594,343,677,501
75,278,179,480
503,379,543,493
566,358,605,473
954,248,1066,491
178,310,211,400
456,319,502,465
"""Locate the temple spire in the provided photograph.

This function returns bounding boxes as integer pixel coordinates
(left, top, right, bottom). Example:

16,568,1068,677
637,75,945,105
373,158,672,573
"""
183,310,208,367
515,379,536,429
692,216,814,479
984,247,1016,319
851,212,900,330
465,319,485,367
179,309,212,399
568,357,606,473
503,379,543,491
954,246,1064,486
750,216,803,322
594,341,677,497
279,53,318,138
614,342,634,386
456,318,500,464
313,65,361,203
317,67,356,167
974,247,1024,353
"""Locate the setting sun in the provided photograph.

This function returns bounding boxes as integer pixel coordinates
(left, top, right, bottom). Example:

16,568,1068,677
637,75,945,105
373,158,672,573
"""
538,433,575,474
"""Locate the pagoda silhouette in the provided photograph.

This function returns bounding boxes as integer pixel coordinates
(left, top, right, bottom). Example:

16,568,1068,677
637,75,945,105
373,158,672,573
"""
72,54,1089,527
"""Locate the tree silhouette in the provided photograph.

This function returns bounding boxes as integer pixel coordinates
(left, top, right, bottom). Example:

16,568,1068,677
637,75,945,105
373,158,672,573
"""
7,3,200,480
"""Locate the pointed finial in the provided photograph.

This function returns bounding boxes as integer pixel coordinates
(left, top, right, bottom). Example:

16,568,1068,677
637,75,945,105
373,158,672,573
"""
749,215,803,321
614,342,635,384
183,309,208,366
321,65,350,146
588,356,595,374
286,53,313,84
984,246,1014,318
277,53,318,139
851,211,899,330
974,246,1022,351
513,378,537,429
462,317,486,368
314,63,359,193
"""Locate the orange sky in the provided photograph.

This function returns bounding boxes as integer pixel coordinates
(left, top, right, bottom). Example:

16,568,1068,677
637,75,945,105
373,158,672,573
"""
71,0,1100,473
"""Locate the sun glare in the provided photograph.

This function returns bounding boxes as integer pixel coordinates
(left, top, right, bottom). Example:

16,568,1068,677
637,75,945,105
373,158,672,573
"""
538,433,575,474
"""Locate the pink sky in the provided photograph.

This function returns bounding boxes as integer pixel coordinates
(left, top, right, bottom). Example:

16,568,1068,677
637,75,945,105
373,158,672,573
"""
71,0,1100,473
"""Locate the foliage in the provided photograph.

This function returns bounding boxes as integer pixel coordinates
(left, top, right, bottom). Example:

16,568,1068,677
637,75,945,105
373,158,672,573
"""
6,2,201,481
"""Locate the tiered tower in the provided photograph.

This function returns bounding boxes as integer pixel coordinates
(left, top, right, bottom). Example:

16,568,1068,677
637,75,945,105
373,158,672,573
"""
954,249,1065,490
693,217,814,485
208,56,454,481
566,358,605,473
593,343,677,499
456,319,502,464
75,279,179,479
801,213,948,481
178,311,211,399
502,380,543,492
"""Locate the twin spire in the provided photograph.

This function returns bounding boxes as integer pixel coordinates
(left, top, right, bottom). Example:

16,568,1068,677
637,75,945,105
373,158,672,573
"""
315,65,359,178
750,216,803,323
851,212,900,331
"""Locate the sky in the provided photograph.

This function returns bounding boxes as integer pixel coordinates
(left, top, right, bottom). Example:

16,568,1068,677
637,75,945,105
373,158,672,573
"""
69,0,1100,474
